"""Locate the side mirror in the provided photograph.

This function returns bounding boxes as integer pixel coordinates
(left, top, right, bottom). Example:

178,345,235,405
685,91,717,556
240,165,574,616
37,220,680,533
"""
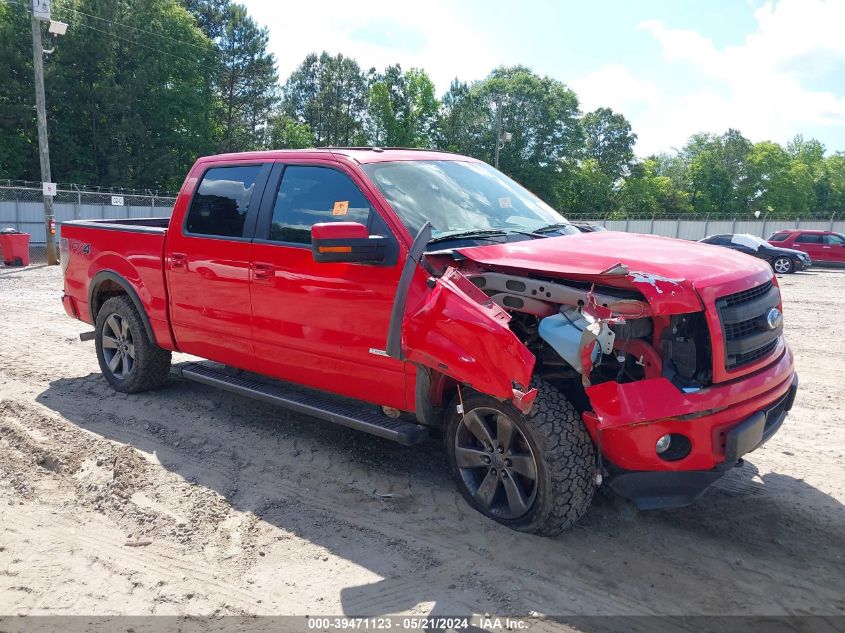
311,222,387,264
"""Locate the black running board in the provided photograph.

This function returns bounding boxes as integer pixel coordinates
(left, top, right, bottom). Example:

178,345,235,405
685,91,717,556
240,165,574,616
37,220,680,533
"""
173,362,428,446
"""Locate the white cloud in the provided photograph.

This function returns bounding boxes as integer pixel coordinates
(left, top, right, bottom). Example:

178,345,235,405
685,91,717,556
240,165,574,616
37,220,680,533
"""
241,0,501,94
577,0,845,155
572,65,661,114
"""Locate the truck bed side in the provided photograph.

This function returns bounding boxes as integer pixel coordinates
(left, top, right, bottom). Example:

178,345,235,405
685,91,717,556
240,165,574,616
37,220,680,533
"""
60,218,177,351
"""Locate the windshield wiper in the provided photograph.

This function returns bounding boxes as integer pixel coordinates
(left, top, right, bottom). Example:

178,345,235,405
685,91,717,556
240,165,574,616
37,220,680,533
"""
532,222,573,234
426,229,510,245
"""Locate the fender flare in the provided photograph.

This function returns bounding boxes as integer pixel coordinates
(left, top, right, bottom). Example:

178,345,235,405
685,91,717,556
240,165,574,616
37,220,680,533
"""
87,270,158,346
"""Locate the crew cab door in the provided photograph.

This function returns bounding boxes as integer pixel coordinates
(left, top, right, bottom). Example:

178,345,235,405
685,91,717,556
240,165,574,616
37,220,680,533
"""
166,161,271,367
247,161,408,410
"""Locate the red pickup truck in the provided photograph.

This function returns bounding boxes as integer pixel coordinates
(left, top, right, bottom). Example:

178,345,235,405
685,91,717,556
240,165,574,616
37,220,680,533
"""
60,148,798,535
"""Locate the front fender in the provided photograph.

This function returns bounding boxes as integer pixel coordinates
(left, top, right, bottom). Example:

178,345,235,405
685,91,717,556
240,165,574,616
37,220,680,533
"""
400,266,535,403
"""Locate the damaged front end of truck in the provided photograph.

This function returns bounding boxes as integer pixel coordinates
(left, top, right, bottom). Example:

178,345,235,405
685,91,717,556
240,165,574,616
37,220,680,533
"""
389,227,797,509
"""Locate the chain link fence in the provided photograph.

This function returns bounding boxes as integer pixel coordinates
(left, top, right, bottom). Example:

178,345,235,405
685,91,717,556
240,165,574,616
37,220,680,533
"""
0,181,177,262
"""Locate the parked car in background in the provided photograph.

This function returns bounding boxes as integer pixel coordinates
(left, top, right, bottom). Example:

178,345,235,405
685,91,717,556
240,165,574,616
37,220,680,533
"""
768,229,845,267
699,233,811,274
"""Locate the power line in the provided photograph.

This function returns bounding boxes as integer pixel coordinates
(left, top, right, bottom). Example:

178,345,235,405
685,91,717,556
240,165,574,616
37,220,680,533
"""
56,4,212,53
68,20,221,75
6,0,215,58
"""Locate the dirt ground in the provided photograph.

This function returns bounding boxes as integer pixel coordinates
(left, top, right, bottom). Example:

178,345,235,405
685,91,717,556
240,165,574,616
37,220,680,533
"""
0,264,843,622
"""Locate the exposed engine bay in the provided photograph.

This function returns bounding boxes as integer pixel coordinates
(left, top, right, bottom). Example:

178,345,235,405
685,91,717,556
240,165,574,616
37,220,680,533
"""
467,270,713,409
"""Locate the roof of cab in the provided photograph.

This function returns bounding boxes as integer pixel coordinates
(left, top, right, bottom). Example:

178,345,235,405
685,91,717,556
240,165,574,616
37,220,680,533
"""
776,228,828,234
197,147,479,165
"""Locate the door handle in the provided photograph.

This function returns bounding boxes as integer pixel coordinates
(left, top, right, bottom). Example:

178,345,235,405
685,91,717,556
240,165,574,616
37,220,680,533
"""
252,262,275,281
171,252,187,270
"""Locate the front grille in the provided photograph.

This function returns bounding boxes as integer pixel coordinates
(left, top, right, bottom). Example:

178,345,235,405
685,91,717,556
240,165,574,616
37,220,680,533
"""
724,317,759,339
716,280,781,370
722,281,772,306
729,338,778,368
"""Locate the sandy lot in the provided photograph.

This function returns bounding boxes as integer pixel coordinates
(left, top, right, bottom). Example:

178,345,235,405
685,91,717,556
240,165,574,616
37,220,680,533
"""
0,264,843,621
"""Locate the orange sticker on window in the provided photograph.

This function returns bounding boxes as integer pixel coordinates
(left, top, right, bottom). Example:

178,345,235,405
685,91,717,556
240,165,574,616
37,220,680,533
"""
332,200,349,216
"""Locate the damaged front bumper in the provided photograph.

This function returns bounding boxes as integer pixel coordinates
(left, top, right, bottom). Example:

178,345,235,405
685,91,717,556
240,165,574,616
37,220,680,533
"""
581,347,797,509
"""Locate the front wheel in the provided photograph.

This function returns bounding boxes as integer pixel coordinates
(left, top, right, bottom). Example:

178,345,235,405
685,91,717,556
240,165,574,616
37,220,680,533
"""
773,257,794,274
445,379,596,535
95,295,171,393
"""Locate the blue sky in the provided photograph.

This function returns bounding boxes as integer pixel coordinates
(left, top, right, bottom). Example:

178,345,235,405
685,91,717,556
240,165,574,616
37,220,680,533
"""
241,0,845,156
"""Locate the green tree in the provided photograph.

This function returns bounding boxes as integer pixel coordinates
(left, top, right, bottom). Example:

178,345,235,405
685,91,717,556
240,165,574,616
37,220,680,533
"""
282,52,370,146
616,158,691,216
816,153,845,215
748,141,813,217
267,114,312,149
581,107,636,181
470,66,584,208
0,0,37,179
44,0,220,189
216,3,278,151
684,129,754,215
436,78,488,155
368,65,439,147
567,159,614,216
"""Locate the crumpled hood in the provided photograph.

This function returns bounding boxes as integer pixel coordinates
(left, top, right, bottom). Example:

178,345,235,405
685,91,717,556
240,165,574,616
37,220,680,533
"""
456,232,773,314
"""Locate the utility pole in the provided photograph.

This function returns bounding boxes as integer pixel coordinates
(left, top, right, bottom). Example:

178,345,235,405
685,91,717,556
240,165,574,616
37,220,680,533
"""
30,3,58,265
494,96,503,169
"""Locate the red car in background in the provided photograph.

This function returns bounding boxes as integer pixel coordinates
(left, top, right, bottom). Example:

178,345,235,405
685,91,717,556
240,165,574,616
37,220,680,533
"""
768,229,845,266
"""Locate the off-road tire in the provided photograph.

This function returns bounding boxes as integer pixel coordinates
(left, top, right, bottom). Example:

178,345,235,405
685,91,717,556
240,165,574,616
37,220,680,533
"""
772,257,794,274
445,378,596,535
95,295,171,393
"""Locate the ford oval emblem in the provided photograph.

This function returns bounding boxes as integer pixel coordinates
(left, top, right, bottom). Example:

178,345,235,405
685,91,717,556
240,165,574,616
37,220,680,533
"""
766,307,782,330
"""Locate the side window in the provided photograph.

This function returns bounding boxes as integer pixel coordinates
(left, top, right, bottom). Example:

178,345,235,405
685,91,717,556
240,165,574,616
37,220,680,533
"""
823,234,845,245
769,232,789,242
795,233,821,244
185,165,262,238
268,166,372,244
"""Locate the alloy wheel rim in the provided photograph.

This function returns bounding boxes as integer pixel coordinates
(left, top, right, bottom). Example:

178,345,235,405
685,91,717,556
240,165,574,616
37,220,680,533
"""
774,258,790,273
454,407,538,519
101,313,135,379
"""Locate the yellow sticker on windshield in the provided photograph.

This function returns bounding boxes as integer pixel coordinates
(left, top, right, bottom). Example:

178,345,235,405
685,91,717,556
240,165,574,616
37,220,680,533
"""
332,201,349,216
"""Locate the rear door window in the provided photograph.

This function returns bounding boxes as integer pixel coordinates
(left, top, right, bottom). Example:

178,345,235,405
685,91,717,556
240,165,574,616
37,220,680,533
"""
267,166,373,244
185,165,262,238
795,233,821,244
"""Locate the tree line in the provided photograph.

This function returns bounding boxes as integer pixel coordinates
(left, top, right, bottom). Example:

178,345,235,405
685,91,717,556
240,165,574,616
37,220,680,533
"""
1,0,843,217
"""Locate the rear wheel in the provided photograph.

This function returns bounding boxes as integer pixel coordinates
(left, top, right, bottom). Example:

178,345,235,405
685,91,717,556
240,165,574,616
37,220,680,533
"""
773,257,793,274
445,379,596,535
95,295,171,393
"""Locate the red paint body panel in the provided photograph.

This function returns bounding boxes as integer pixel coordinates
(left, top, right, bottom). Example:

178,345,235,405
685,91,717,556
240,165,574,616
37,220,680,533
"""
60,224,176,350
248,240,408,410
583,346,794,471
60,149,796,486
401,267,535,400
458,231,773,314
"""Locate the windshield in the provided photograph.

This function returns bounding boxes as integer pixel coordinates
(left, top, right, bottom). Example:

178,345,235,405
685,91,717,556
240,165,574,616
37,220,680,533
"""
361,159,575,238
